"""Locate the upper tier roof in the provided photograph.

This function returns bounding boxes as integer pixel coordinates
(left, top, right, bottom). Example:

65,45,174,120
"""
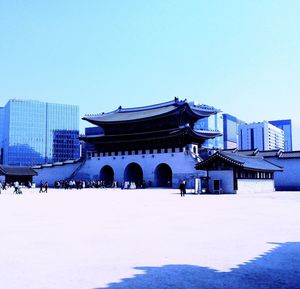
83,98,219,125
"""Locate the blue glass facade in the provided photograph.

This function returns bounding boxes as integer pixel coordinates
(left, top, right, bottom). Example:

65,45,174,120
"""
0,107,4,164
269,120,292,151
194,113,224,149
223,114,238,149
0,100,80,166
223,114,244,149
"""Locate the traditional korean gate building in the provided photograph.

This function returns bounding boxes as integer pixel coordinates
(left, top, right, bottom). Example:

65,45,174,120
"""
77,98,221,188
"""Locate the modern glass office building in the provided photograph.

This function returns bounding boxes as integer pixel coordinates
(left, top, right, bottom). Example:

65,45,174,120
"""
0,107,4,164
0,99,80,166
223,114,244,149
269,119,292,151
194,112,224,149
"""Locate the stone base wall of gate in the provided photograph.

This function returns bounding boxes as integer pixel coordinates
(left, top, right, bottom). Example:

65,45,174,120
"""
33,162,82,187
76,151,205,188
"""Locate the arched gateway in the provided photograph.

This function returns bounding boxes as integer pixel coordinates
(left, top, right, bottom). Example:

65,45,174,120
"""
100,165,114,187
154,163,173,187
124,162,143,186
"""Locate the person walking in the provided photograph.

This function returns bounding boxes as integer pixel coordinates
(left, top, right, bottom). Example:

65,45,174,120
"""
13,181,18,194
39,181,43,193
44,181,48,193
179,180,187,197
179,181,184,197
182,180,186,196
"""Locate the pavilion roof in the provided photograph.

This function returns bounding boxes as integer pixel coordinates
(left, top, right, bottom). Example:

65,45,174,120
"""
83,99,219,125
0,165,38,176
195,151,283,172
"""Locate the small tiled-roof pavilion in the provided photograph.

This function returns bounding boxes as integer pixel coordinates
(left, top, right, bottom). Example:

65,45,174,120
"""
0,165,37,185
195,151,282,194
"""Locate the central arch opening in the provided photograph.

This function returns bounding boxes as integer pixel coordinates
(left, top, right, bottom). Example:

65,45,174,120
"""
100,165,114,187
154,163,172,187
124,162,143,187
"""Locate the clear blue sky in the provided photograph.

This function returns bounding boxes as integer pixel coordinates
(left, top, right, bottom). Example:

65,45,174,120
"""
0,1,299,147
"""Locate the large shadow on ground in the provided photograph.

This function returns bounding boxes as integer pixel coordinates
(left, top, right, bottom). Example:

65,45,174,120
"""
94,242,300,289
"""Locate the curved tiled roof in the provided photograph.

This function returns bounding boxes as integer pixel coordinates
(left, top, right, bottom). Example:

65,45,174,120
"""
83,104,179,123
195,151,283,172
83,99,218,124
0,165,37,176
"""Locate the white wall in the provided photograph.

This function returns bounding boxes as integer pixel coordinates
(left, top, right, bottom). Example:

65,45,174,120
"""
33,163,81,187
206,170,275,194
76,151,205,188
207,170,235,194
237,179,275,193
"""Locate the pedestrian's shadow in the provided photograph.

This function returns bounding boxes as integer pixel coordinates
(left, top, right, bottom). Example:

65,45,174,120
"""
93,242,300,289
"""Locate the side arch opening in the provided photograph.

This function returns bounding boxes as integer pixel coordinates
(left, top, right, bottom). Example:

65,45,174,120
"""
154,163,172,187
100,165,114,187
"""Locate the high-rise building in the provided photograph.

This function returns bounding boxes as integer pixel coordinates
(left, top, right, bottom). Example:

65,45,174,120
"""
0,99,80,166
269,119,292,151
0,107,4,164
194,112,224,149
239,122,285,151
223,114,244,149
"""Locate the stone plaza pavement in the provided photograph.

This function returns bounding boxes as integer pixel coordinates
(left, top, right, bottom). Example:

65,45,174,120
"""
0,188,299,289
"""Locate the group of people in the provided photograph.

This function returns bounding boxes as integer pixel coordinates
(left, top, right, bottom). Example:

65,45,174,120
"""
0,178,189,196
0,181,24,194
53,179,119,189
54,180,85,190
52,179,151,189
38,181,48,193
121,180,148,189
0,181,6,193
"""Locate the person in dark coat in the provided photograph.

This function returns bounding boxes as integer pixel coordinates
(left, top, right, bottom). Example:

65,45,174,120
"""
44,181,48,193
179,180,186,197
182,180,186,196
179,181,184,197
39,181,43,193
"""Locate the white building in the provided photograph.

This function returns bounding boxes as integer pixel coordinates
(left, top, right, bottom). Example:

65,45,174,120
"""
239,122,285,151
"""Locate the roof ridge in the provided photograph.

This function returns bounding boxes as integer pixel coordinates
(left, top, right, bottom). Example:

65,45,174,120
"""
119,98,183,112
217,151,244,165
222,151,263,160
84,98,183,117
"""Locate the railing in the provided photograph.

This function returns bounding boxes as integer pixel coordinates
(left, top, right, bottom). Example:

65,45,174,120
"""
66,158,86,181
